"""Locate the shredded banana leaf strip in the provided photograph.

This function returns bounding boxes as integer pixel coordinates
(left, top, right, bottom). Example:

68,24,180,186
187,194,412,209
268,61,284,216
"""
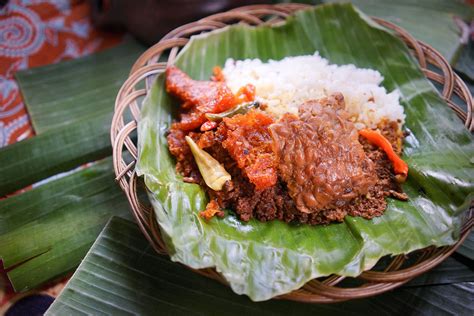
137,3,474,301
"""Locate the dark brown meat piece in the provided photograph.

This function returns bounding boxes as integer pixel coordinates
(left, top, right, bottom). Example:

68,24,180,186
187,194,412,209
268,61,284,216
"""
269,93,377,214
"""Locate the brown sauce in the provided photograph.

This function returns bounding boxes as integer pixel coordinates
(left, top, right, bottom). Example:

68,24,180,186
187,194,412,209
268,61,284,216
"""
269,93,377,214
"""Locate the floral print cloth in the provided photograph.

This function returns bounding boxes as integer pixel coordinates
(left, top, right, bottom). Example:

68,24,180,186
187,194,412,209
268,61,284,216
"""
0,0,121,147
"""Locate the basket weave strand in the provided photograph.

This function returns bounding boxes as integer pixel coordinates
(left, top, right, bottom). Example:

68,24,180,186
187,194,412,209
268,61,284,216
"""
111,4,474,303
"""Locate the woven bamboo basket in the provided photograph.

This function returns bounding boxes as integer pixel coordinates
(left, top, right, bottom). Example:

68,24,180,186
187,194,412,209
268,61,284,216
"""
111,4,474,303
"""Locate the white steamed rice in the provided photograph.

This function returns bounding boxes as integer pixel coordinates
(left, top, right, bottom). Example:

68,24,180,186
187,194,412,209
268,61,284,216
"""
222,52,404,129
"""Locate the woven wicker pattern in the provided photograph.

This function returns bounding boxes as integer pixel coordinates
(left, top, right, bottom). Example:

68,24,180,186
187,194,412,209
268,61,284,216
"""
111,4,473,303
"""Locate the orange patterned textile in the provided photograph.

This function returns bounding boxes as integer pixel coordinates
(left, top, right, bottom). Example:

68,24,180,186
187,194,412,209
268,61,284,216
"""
0,0,121,146
0,0,122,311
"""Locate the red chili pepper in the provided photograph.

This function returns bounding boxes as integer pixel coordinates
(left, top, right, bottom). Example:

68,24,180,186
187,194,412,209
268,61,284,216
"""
359,129,408,180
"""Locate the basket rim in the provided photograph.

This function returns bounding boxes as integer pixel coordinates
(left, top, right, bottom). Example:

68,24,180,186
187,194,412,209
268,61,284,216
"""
111,3,474,304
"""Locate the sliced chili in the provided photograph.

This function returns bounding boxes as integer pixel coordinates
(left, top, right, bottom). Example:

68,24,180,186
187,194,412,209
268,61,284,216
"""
359,128,408,180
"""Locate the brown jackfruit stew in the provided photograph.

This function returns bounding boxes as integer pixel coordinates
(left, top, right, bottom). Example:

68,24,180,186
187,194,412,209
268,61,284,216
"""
166,66,409,225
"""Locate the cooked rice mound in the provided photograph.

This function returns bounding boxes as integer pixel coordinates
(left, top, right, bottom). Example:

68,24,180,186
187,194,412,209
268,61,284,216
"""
222,53,405,130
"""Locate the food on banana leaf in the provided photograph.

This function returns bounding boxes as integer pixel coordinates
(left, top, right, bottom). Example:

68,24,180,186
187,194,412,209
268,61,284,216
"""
137,4,473,302
166,54,409,225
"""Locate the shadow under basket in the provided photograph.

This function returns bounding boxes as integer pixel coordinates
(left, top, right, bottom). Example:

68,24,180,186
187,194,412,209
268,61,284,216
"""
110,3,474,303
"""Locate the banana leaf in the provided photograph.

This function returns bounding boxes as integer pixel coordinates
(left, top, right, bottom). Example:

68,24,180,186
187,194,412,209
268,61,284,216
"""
137,3,473,301
0,40,145,196
455,39,474,81
15,39,145,133
46,217,474,315
0,157,131,291
405,255,474,287
322,0,474,69
456,231,474,260
0,113,111,196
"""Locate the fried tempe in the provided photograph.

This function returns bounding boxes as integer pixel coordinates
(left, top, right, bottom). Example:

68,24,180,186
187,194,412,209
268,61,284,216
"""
269,94,377,214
